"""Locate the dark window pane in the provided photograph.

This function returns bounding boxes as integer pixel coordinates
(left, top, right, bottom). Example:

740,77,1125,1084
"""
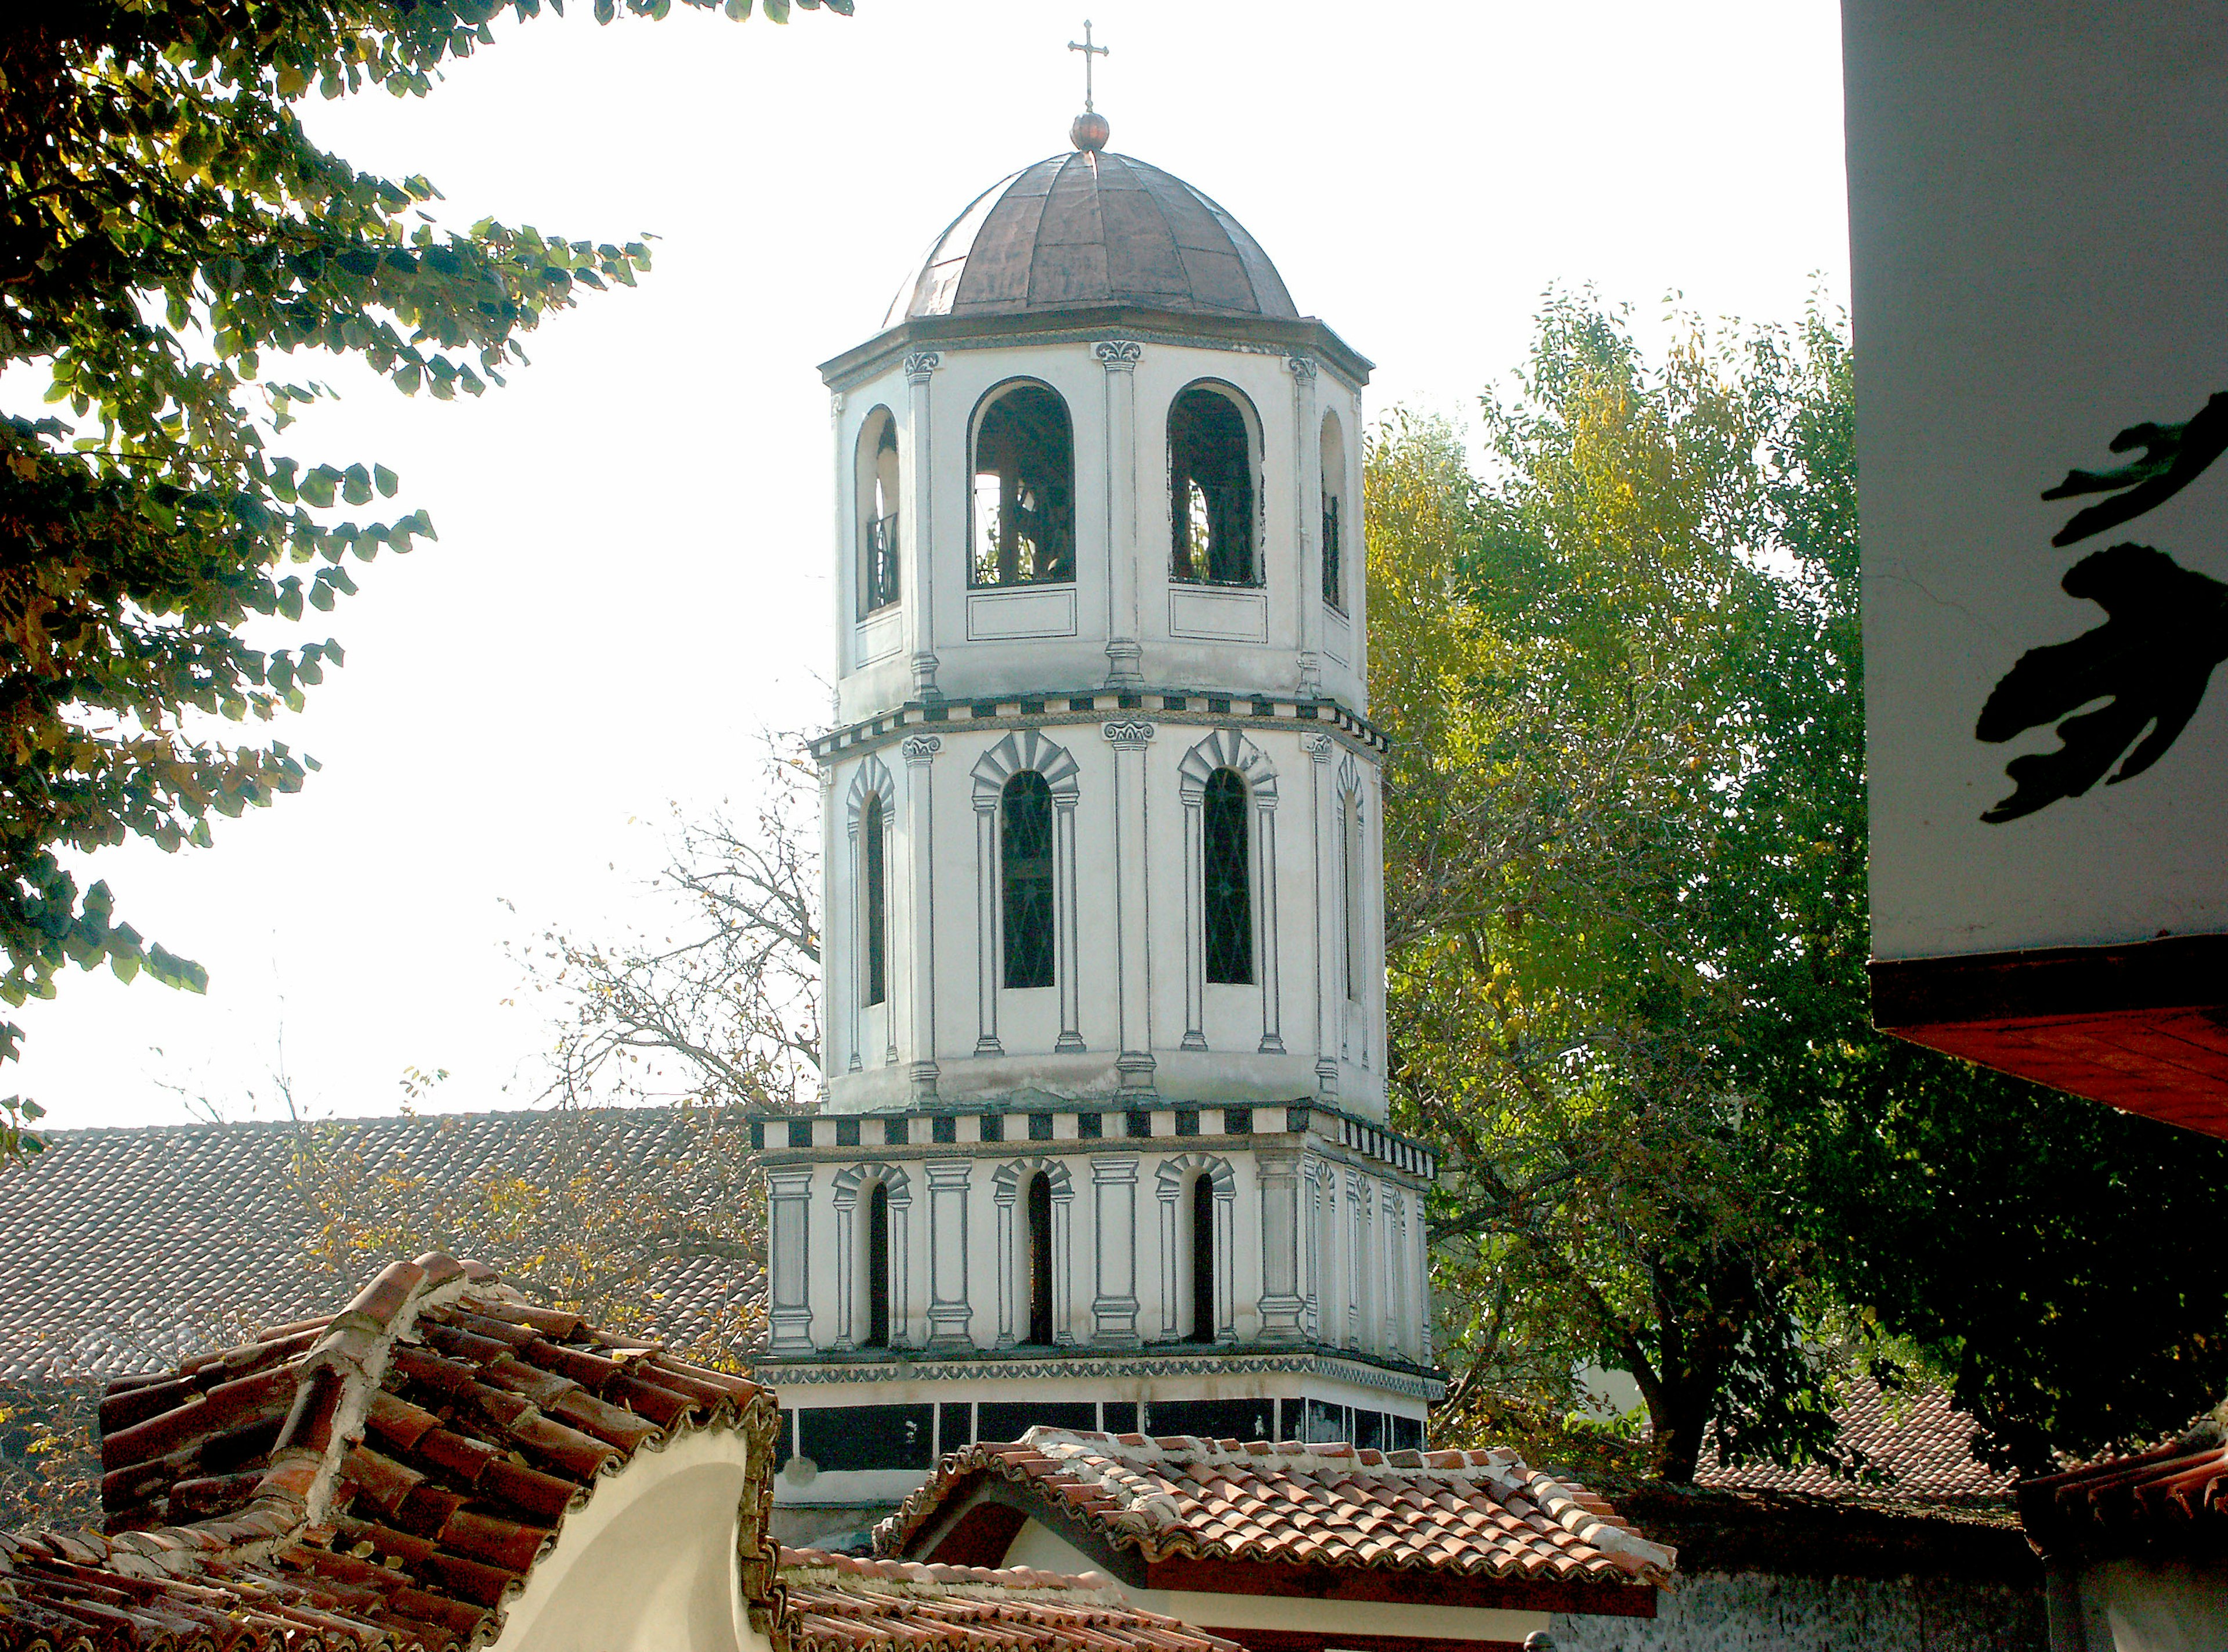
1187,1172,1215,1344
1144,1398,1275,1442
1391,1414,1425,1451
972,385,1075,587
1102,1401,1139,1433
975,1401,1096,1444
1203,768,1253,985
1353,1409,1386,1450
1001,771,1055,989
938,1402,974,1454
1026,1173,1054,1346
1321,491,1342,609
1168,387,1257,586
863,795,887,1006
865,1183,890,1348
798,1404,932,1473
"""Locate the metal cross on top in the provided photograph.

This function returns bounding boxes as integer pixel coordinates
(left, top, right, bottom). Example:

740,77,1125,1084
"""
1068,20,1108,113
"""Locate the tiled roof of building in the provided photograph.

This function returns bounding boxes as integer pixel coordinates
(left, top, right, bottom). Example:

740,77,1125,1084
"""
0,1252,780,1652
0,1111,758,1382
776,1548,1242,1652
1695,1380,2016,1505
878,1428,1675,1588
2017,1410,2228,1561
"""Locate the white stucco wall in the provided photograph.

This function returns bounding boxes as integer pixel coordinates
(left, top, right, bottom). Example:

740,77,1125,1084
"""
1549,1570,2046,1652
2075,1557,2228,1652
496,1427,773,1652
1002,1517,1549,1647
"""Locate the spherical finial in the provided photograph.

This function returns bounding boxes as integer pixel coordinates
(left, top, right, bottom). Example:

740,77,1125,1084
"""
1070,110,1109,153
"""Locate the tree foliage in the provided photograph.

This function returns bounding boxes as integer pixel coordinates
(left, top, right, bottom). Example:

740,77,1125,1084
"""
1375,292,2228,1481
0,0,846,1145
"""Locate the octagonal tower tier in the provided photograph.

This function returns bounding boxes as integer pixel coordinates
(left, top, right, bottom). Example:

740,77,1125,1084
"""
761,129,1431,1545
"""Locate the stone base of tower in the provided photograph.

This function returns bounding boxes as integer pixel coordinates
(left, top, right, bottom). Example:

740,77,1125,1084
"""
751,1098,1442,1513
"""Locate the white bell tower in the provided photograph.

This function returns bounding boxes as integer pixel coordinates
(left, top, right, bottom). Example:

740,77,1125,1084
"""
754,102,1439,1543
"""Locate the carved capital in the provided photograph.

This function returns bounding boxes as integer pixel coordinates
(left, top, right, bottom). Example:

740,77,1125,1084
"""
1303,734,1336,763
1101,719,1156,749
1094,339,1144,370
830,390,845,420
901,734,943,764
1286,355,1319,381
903,350,942,383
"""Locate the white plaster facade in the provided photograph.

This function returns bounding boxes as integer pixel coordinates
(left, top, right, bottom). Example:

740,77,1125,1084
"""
758,138,1434,1523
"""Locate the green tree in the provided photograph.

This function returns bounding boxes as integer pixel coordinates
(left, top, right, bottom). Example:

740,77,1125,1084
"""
0,0,848,1147
1377,292,2228,1481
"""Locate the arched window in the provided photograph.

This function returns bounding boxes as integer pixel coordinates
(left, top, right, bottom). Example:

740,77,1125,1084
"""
1319,410,1348,611
1186,1172,1215,1344
1001,771,1054,989
1203,768,1253,985
971,383,1075,587
1025,1172,1054,1346
1343,791,1364,1003
865,1182,891,1348
857,406,900,616
862,794,887,1007
1169,385,1258,587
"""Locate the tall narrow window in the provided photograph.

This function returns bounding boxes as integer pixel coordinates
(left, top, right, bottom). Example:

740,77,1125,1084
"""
1187,1174,1215,1344
1343,794,1364,1003
862,794,887,1007
858,407,900,616
1001,771,1055,989
1203,768,1253,985
865,1183,891,1348
971,384,1075,587
1025,1172,1053,1346
1319,410,1348,611
1169,385,1257,586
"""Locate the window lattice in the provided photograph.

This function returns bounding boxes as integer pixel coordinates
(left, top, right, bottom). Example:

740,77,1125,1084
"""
1001,771,1055,989
863,794,887,1006
1203,768,1253,985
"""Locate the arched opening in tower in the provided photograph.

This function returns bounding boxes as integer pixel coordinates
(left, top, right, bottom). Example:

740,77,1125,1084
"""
1026,1171,1054,1346
865,1181,891,1348
862,793,887,1007
1203,767,1253,985
1187,1171,1216,1344
1169,384,1258,586
971,382,1075,587
1001,771,1055,989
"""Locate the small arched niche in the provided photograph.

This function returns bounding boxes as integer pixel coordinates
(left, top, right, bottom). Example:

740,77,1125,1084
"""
855,405,900,618
1169,381,1261,588
971,381,1076,587
1319,408,1349,612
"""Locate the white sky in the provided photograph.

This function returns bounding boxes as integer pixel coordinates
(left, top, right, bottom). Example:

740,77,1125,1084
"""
20,0,1850,1129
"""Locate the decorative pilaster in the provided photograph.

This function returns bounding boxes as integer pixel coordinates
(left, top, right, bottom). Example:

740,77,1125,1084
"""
1256,1147,1305,1344
1346,1166,1366,1350
972,790,1002,1057
1305,735,1338,1094
846,799,865,1073
903,735,941,1099
1090,1155,1142,1346
902,351,941,699
924,1158,972,1350
1288,355,1324,697
1096,340,1144,687
767,1169,814,1354
1302,1156,1326,1343
1255,780,1284,1055
1053,791,1085,1051
1104,719,1157,1093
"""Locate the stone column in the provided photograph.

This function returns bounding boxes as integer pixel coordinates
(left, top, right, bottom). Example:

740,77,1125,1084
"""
1289,355,1323,697
830,1179,858,1350
902,351,941,700
767,1169,814,1354
1097,340,1144,687
902,735,941,1099
1179,773,1208,1051
887,1178,914,1347
1256,1147,1305,1344
881,797,899,1068
1255,782,1285,1055
925,1158,972,1350
1346,1166,1366,1350
1303,1156,1325,1343
1054,792,1085,1051
1104,719,1157,1093
846,794,865,1073
993,1174,1017,1349
1305,735,1337,1094
1090,1155,1141,1346
1213,1179,1238,1345
1051,1183,1076,1345
972,790,1002,1057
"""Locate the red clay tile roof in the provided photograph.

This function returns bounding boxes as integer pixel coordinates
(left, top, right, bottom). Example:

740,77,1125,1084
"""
1696,1380,2015,1505
0,1113,759,1380
2017,1412,2228,1561
877,1428,1675,1588
0,1252,783,1652
776,1548,1243,1652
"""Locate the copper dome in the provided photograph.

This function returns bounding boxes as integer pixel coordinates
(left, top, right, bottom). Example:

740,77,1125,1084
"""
882,150,1299,331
